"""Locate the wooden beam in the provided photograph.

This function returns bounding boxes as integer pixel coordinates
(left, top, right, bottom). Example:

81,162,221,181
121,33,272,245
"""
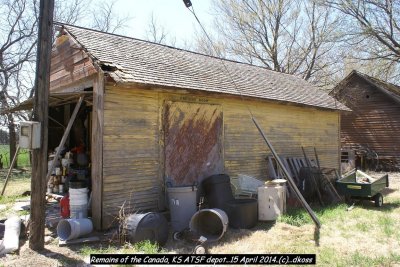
252,117,321,228
46,96,83,181
92,71,104,230
29,0,54,251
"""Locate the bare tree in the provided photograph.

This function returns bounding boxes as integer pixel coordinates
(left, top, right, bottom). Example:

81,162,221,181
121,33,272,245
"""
197,0,343,85
54,0,90,24
320,0,400,82
146,12,167,44
0,0,38,167
91,0,131,33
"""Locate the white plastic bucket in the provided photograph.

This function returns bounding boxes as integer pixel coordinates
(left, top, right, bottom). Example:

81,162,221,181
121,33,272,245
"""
69,188,88,218
70,204,88,219
57,218,93,241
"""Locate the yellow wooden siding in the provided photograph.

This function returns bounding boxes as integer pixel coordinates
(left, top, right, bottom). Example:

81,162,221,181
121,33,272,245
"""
223,101,339,181
101,86,339,227
102,87,160,228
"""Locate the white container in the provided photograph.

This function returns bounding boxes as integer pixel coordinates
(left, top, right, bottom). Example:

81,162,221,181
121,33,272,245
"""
61,158,70,168
3,216,21,253
258,185,286,221
70,204,88,219
59,184,64,193
57,218,93,240
69,188,89,219
55,167,61,176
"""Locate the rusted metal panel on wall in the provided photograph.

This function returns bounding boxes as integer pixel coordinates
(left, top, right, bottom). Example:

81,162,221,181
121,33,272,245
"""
164,101,223,186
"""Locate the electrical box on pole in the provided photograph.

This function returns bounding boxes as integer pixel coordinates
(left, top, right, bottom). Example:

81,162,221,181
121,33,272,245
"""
19,121,41,149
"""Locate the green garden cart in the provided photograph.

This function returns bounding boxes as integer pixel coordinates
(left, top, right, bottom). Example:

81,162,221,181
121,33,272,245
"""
336,169,389,207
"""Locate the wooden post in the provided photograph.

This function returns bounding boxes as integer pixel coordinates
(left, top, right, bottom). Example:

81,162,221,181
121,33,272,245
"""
29,0,54,251
91,71,104,230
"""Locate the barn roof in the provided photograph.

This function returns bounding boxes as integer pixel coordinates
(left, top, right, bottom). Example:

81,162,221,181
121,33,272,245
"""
331,70,400,105
61,24,347,111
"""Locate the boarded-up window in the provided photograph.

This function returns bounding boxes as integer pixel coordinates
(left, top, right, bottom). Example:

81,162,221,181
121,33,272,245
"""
164,101,223,186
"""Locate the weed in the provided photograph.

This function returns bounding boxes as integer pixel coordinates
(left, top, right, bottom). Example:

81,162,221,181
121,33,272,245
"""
133,240,161,254
278,208,311,226
0,195,19,204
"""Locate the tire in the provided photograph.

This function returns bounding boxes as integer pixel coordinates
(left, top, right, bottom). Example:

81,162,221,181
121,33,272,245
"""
374,193,383,207
194,245,207,254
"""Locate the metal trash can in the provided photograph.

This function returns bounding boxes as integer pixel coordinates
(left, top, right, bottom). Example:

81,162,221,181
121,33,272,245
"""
167,185,197,232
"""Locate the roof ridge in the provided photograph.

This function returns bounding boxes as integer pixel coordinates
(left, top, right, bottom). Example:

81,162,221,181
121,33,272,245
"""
353,70,400,91
57,22,307,81
55,22,348,111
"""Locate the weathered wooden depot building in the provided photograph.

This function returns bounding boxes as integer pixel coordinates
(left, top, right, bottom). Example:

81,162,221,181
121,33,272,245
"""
21,24,348,229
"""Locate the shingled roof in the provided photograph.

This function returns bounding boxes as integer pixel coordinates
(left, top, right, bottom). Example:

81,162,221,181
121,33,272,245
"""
331,70,400,105
62,24,347,111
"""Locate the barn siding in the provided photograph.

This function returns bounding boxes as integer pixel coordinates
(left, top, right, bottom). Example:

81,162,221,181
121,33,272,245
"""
101,86,340,228
335,77,400,160
102,87,161,228
50,35,97,92
223,99,339,180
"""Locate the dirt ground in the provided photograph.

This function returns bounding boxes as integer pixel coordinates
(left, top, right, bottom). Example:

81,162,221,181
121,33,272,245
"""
0,172,399,266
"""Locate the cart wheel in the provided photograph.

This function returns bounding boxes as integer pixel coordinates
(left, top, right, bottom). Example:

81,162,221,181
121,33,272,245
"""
374,193,383,207
194,245,207,254
173,231,182,241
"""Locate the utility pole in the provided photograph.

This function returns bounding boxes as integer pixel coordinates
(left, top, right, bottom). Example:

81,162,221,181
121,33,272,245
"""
29,0,54,251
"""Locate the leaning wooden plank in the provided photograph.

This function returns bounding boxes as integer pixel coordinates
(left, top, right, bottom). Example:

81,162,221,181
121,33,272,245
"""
314,147,342,201
58,236,100,247
252,117,321,228
46,96,84,182
302,146,324,206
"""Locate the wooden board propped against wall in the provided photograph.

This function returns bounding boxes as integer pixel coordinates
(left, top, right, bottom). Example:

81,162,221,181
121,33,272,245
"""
164,101,223,186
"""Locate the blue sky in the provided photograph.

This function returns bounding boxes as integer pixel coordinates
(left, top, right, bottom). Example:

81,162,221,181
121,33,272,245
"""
115,0,213,44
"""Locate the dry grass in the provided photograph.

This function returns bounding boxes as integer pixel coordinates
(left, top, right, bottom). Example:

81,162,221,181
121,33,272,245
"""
205,172,400,266
0,172,399,266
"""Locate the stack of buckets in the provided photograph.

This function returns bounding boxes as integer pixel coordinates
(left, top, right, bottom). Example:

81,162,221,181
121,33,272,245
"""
57,187,93,241
69,188,89,219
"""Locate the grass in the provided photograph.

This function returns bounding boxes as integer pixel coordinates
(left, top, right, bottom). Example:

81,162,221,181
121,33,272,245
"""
79,241,162,256
378,216,395,237
209,172,400,266
0,144,31,168
0,172,31,219
0,171,398,267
